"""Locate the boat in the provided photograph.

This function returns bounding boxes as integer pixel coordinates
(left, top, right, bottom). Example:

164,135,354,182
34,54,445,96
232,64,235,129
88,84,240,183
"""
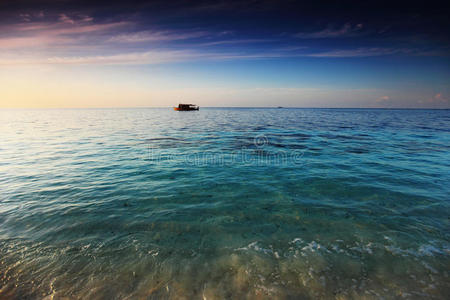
173,104,199,111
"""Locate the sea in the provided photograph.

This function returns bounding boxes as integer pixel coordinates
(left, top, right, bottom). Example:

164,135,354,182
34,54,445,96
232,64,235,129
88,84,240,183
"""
0,108,449,299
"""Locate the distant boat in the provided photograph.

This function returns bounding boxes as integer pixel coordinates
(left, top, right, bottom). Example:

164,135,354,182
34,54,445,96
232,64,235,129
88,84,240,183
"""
277,106,283,108
174,104,199,111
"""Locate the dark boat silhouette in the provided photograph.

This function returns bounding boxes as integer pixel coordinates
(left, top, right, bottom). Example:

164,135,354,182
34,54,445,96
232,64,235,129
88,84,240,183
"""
173,104,199,111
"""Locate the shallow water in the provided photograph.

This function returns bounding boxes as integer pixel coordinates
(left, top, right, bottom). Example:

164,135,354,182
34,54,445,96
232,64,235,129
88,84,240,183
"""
0,108,449,299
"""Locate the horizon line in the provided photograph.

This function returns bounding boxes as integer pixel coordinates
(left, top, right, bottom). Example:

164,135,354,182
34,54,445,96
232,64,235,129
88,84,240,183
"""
1,106,449,110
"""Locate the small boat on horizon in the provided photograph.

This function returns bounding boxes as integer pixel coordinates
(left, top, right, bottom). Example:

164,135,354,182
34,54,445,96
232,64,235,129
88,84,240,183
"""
173,104,199,111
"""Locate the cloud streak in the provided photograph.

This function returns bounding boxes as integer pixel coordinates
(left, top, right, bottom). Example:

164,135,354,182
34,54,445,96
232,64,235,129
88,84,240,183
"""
107,30,209,43
0,50,198,65
0,49,303,65
295,23,364,38
306,47,407,57
0,13,212,54
0,18,130,50
1,45,445,66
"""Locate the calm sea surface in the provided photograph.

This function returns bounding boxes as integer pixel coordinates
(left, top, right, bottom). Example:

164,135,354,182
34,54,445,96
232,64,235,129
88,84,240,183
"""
0,108,449,299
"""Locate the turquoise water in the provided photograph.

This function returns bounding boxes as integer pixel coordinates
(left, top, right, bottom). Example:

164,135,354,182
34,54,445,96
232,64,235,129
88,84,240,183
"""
0,108,449,299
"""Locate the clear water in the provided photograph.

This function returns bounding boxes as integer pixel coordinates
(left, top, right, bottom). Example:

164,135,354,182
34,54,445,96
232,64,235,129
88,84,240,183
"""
0,108,449,299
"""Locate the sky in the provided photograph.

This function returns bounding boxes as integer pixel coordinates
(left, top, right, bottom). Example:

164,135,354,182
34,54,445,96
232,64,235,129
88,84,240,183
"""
0,0,449,108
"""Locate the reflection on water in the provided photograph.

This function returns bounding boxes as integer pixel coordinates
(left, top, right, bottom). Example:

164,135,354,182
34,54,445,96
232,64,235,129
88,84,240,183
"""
0,108,449,299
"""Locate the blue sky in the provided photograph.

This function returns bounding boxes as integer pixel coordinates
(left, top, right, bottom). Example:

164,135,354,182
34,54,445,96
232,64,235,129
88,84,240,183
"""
0,0,449,108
